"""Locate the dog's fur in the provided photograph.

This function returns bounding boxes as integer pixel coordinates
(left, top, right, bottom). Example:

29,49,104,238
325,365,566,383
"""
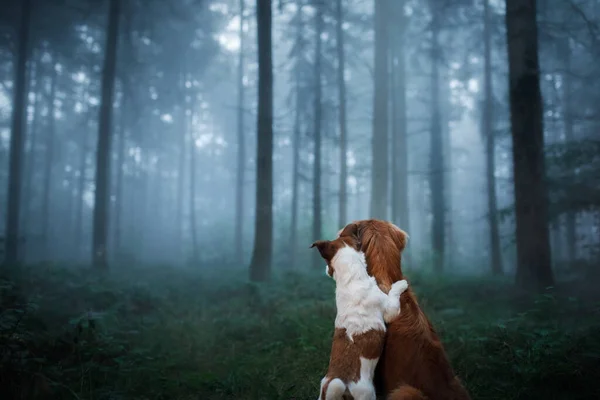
311,236,409,400
336,220,471,400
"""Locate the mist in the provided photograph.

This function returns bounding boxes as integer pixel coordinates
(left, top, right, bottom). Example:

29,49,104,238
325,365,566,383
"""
1,0,599,399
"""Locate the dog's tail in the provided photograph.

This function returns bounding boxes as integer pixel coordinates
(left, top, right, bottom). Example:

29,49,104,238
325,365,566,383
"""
319,378,346,400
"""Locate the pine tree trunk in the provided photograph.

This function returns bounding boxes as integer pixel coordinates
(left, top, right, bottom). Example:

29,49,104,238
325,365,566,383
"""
41,64,58,260
370,0,389,220
483,0,503,275
560,37,576,264
335,0,348,229
92,0,120,269
176,77,186,263
74,124,88,263
311,0,323,268
113,98,127,263
248,0,273,281
390,0,409,233
505,0,554,290
289,5,303,267
189,102,199,266
429,4,445,272
4,0,32,266
23,53,42,242
235,0,246,265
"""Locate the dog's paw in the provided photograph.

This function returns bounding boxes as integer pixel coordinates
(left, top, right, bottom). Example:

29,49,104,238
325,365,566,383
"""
391,279,408,295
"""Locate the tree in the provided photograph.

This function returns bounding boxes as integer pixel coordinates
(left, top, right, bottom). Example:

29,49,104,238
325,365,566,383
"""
390,0,409,234
369,0,389,220
41,62,58,260
92,0,121,270
483,0,502,275
248,0,273,282
235,0,246,265
336,0,348,229
505,0,554,290
312,0,323,268
429,0,445,272
4,0,32,266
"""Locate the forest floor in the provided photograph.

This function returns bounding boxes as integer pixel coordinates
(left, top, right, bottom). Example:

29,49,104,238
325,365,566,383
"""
1,263,600,400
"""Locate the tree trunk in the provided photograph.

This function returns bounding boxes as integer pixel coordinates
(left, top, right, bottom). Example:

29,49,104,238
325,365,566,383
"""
560,37,576,264
41,63,58,261
483,0,503,275
189,109,199,266
4,0,32,266
390,0,409,233
235,0,246,265
113,97,127,263
370,0,389,219
335,0,348,229
92,0,120,270
248,0,273,282
429,4,445,272
176,77,186,263
23,52,42,241
505,0,554,290
289,5,303,267
74,123,88,262
311,0,323,268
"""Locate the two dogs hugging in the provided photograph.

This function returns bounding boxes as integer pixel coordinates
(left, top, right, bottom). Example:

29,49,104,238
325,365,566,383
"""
310,220,471,400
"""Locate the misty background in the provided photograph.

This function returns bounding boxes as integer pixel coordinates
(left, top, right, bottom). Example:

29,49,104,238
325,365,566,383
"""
1,0,599,287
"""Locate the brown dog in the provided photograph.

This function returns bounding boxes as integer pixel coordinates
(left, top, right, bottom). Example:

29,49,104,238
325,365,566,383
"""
336,220,471,400
311,236,409,400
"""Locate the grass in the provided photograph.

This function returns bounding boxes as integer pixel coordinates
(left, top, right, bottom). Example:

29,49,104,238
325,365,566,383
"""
1,264,600,400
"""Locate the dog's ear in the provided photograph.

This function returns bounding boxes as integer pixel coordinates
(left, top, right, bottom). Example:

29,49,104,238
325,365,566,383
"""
310,240,333,261
339,222,361,249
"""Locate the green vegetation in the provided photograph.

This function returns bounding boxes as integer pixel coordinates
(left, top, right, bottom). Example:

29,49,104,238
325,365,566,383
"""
1,265,599,400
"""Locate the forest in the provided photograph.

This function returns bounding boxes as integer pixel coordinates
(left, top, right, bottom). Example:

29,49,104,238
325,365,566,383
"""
1,0,599,399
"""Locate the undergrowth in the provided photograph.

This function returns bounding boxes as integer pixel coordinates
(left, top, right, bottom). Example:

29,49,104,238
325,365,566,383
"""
1,265,599,400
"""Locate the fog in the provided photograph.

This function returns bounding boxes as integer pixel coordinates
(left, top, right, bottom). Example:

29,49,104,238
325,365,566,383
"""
1,0,599,282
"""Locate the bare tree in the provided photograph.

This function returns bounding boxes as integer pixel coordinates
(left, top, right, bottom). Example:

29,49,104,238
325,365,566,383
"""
41,63,58,260
505,0,554,289
92,0,121,269
311,0,324,268
336,0,348,229
248,0,273,282
235,0,246,265
483,0,503,275
370,0,389,219
429,1,445,272
4,0,32,266
390,0,410,234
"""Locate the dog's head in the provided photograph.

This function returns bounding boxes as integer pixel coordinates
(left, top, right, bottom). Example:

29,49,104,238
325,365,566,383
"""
310,232,361,278
337,219,409,288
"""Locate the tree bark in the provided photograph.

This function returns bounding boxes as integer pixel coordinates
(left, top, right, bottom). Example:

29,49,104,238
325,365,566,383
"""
429,3,445,272
188,102,199,266
560,37,576,264
311,0,323,268
235,0,246,265
113,96,127,263
289,5,303,267
41,63,58,261
370,0,389,220
335,0,348,229
505,0,554,290
248,0,273,282
23,52,42,240
390,0,409,233
74,122,89,262
4,0,32,266
176,76,186,263
483,0,503,275
92,0,120,269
